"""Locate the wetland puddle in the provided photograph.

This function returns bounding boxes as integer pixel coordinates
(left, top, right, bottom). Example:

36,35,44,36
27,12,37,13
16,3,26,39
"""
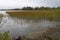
0,11,60,38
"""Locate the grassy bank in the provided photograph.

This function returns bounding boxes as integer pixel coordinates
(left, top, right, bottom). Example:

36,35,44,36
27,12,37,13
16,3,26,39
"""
7,9,60,20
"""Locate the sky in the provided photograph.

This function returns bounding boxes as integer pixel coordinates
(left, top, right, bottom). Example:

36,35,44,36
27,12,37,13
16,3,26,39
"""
0,0,60,9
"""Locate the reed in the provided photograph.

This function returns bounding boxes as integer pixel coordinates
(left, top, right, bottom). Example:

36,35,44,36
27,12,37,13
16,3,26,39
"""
7,9,60,20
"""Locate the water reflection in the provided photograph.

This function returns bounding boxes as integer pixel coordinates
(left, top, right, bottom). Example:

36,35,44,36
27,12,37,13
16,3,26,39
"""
0,11,60,38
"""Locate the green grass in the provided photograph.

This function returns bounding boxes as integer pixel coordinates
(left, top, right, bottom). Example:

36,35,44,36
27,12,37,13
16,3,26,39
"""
0,14,3,23
0,32,11,40
7,9,60,20
0,14,3,18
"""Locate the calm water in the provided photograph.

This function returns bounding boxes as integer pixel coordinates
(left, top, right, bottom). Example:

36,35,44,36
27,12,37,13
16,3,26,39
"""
0,11,60,38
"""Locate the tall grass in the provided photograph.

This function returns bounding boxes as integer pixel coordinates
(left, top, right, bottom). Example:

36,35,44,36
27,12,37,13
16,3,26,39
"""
7,9,60,20
0,32,11,40
0,14,3,18
0,14,3,23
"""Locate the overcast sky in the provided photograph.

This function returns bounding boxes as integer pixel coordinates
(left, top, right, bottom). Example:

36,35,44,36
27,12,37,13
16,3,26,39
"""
0,0,60,9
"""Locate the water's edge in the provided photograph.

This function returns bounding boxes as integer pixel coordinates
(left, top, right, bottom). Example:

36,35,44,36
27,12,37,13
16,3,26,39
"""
0,11,60,38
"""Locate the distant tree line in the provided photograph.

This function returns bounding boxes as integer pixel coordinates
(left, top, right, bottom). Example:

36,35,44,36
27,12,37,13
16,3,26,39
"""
12,6,60,10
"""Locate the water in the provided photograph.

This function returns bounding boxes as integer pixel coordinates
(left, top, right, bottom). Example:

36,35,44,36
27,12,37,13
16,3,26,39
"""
0,11,60,38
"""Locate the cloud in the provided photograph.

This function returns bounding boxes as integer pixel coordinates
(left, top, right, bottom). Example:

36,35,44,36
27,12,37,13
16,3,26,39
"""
0,0,60,9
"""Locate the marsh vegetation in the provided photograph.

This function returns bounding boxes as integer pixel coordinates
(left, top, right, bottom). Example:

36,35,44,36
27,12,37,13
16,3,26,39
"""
7,9,60,20
0,8,60,40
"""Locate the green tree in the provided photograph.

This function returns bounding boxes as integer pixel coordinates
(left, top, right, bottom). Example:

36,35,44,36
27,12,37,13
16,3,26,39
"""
57,7,60,9
40,6,45,10
34,7,40,10
22,7,33,10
